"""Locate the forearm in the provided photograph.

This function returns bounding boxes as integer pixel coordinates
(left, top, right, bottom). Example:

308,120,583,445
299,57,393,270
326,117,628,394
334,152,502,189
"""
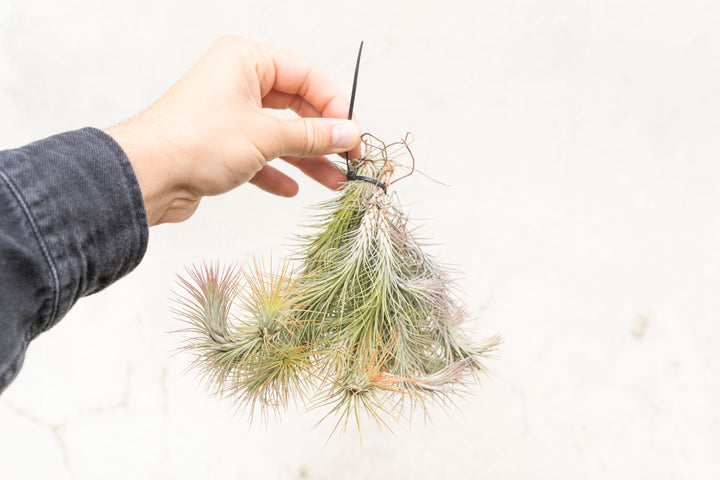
0,128,149,392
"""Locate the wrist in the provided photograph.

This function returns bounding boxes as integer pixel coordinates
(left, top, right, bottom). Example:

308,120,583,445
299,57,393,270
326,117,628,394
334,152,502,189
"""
104,117,187,226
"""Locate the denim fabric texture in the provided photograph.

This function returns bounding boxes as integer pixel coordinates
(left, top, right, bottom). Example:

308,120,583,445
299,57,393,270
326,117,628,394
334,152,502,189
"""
0,128,149,392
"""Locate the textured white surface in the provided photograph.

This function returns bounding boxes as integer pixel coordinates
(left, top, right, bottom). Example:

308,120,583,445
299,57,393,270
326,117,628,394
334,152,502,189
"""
2,0,720,478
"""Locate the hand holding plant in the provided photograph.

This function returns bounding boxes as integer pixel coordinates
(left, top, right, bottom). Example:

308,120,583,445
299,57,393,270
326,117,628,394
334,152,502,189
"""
105,36,362,225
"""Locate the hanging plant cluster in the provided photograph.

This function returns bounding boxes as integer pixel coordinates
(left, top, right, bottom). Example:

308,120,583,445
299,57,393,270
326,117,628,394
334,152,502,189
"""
173,133,500,437
173,42,498,438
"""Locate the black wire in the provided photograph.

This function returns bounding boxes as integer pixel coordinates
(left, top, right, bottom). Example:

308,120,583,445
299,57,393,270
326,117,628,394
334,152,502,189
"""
344,41,388,194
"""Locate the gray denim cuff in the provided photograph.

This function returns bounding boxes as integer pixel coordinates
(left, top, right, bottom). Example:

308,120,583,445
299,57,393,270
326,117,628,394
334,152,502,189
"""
0,127,149,389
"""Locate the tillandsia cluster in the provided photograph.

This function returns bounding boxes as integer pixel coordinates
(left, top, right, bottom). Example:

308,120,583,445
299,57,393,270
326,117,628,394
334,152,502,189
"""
174,134,500,438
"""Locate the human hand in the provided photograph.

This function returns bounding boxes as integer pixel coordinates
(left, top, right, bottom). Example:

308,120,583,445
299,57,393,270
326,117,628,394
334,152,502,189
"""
105,36,362,225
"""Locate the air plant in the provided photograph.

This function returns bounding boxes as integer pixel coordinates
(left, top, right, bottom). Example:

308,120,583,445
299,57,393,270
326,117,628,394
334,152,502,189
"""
173,43,500,439
174,134,500,437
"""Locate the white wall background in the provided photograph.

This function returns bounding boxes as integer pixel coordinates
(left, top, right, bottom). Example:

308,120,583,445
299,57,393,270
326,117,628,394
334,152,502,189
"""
1,0,719,478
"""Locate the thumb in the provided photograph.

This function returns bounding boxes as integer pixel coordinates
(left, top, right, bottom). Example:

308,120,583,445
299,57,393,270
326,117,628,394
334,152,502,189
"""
273,118,361,157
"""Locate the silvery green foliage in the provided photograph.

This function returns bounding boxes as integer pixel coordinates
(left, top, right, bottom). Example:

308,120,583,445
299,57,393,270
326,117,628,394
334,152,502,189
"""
175,135,500,437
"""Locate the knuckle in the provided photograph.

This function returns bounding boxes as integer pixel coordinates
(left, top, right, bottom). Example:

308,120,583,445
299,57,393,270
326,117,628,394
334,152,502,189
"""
214,35,234,49
214,35,250,52
301,121,322,155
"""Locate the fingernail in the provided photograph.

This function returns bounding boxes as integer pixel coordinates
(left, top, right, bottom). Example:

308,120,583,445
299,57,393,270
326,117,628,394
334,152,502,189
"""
331,122,360,149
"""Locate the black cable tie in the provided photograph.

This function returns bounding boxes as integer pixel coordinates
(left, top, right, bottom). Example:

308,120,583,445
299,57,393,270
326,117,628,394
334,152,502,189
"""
342,41,388,195
346,171,388,193
344,41,364,177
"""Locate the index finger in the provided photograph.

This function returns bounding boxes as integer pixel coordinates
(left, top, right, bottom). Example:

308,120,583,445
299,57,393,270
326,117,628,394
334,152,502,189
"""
260,46,355,122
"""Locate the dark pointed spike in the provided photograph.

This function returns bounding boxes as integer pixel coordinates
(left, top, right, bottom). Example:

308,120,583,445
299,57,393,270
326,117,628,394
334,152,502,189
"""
348,40,364,121
346,41,364,173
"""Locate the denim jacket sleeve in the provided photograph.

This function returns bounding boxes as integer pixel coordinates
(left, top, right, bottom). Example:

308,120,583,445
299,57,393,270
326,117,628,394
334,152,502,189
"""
0,127,149,392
